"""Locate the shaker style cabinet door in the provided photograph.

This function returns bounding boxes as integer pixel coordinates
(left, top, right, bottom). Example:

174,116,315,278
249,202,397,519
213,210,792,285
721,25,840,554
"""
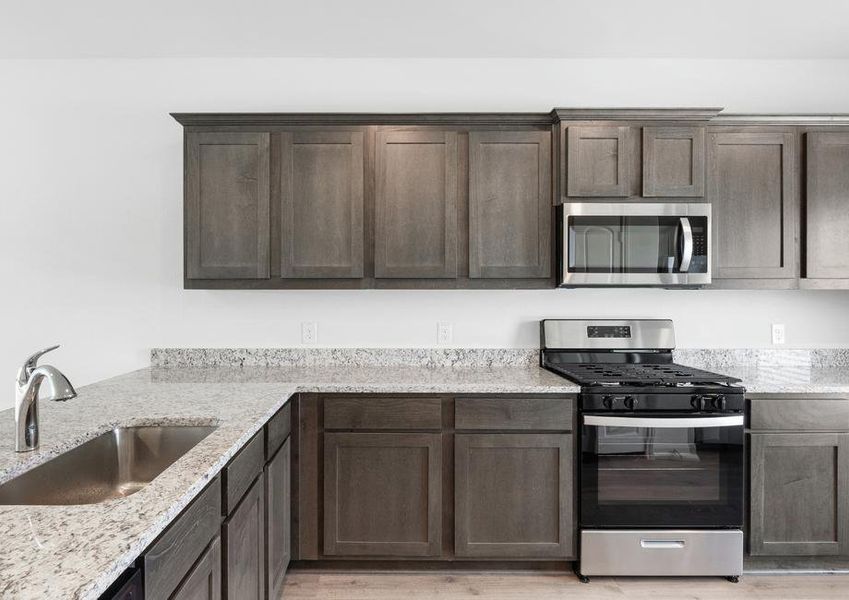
468,131,551,278
374,130,458,278
643,127,706,197
750,433,849,556
454,433,574,558
806,132,849,279
170,537,222,600
279,130,365,278
566,126,630,197
223,475,265,600
265,437,291,600
323,432,442,557
708,131,797,280
185,132,271,279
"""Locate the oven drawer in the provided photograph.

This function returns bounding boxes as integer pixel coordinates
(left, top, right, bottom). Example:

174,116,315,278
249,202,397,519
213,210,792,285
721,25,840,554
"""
580,530,743,576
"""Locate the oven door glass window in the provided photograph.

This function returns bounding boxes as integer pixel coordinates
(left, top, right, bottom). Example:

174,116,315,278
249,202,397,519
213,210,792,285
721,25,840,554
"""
581,417,743,528
568,216,708,275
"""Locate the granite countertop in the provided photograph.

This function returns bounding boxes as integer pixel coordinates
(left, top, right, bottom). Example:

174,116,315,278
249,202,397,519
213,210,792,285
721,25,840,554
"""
722,366,849,395
0,364,577,600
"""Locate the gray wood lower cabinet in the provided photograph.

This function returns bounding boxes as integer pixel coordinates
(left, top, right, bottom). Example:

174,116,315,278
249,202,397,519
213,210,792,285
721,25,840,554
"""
374,129,458,279
171,537,222,600
707,130,797,282
454,433,573,558
468,131,551,279
185,132,271,280
265,438,291,599
323,432,442,557
806,131,849,280
749,432,849,556
223,474,265,600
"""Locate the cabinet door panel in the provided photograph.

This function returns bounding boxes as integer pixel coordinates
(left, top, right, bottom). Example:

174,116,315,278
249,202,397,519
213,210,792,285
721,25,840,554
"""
266,438,291,600
708,132,797,280
750,433,849,556
223,475,265,600
375,130,458,278
171,537,222,600
643,127,705,197
567,126,630,197
280,130,364,278
469,131,551,278
455,433,573,558
807,132,849,279
186,132,270,279
324,432,442,557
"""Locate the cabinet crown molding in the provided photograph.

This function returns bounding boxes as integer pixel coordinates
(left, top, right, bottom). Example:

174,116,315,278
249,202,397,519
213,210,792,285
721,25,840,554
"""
552,107,724,121
170,112,553,127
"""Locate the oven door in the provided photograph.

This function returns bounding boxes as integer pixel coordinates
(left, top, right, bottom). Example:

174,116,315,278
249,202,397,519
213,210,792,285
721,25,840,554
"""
581,413,744,529
560,202,711,287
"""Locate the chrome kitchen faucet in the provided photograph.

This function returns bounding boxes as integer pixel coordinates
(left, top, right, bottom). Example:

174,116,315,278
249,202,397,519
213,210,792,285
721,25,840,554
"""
15,346,76,452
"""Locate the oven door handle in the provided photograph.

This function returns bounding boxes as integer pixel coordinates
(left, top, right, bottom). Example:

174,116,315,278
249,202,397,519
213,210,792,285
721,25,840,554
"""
583,414,744,428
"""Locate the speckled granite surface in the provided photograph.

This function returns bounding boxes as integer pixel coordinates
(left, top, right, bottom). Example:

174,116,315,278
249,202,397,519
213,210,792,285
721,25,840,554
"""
151,347,539,368
0,364,576,600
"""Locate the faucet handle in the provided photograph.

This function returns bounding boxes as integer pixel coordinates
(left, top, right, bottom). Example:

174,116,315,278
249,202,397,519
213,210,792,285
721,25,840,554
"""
19,345,61,382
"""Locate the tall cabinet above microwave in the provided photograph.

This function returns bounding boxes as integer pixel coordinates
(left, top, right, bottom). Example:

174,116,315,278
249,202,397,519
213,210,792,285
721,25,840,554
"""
558,203,711,287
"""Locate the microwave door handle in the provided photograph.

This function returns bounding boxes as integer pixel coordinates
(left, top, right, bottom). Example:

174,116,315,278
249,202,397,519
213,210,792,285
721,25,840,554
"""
679,217,693,272
584,415,744,428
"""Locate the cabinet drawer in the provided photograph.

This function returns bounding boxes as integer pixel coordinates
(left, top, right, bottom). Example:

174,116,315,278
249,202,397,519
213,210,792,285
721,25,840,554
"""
143,477,221,600
223,432,264,514
266,401,291,460
455,397,573,431
324,396,442,430
749,398,849,431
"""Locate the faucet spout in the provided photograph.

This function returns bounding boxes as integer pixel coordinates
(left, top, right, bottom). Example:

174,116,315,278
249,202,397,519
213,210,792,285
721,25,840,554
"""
14,347,76,452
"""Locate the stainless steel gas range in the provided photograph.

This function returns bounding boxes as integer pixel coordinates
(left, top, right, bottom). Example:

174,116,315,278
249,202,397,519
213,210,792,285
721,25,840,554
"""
540,319,745,582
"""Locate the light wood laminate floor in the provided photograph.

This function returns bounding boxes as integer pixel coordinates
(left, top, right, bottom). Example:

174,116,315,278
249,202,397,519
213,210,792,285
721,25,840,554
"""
282,571,849,599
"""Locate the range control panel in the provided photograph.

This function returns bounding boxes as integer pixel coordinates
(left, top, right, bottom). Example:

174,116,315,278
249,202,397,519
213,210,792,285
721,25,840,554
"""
587,325,632,339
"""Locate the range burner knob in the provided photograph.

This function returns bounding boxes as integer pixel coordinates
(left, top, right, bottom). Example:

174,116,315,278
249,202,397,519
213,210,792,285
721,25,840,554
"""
711,395,727,410
602,396,614,409
623,396,638,411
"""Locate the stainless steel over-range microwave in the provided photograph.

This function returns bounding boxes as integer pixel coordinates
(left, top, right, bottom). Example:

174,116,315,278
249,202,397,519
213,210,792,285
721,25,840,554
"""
558,202,711,287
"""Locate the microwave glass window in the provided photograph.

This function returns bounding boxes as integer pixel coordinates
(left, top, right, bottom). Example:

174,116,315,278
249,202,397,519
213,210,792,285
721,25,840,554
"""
568,216,708,274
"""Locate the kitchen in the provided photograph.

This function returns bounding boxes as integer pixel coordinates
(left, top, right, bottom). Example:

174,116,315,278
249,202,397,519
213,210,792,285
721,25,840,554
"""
2,1,849,599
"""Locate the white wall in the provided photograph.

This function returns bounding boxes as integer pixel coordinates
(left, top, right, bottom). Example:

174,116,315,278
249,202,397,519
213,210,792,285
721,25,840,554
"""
2,58,849,408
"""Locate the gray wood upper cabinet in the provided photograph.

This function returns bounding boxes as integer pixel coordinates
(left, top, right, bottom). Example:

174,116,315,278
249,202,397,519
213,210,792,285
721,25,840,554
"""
265,438,291,600
279,130,365,278
375,130,459,278
806,132,849,280
566,126,630,197
643,127,705,197
454,433,573,558
186,132,270,280
708,131,797,280
750,433,849,556
223,474,265,600
468,131,551,278
323,432,442,557
171,537,222,600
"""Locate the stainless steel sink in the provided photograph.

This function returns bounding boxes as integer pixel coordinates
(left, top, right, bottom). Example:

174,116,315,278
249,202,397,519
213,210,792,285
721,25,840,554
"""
0,425,217,505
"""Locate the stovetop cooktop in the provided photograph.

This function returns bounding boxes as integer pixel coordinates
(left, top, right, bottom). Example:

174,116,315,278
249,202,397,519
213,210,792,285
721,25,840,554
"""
544,362,742,387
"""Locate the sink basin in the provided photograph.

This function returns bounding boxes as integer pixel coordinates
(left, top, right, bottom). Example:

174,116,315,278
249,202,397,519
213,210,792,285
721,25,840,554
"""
0,425,217,505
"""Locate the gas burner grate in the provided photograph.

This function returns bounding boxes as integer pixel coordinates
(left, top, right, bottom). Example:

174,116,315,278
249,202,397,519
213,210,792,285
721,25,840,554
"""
546,363,741,386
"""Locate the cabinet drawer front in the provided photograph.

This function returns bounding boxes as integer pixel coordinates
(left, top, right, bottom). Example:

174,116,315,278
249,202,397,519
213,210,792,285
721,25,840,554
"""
144,477,221,600
324,397,442,430
266,401,292,460
750,398,849,431
223,432,265,514
455,397,573,431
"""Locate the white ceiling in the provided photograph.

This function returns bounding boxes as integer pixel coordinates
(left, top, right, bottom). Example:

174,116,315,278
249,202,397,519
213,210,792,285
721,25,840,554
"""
2,0,848,59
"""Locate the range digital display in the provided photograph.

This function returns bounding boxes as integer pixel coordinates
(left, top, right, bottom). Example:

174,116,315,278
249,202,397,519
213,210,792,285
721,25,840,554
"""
587,325,632,339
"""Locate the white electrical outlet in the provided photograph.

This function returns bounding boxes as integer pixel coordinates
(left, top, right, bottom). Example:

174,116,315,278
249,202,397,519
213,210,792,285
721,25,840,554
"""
301,321,318,344
437,322,453,345
772,323,786,345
